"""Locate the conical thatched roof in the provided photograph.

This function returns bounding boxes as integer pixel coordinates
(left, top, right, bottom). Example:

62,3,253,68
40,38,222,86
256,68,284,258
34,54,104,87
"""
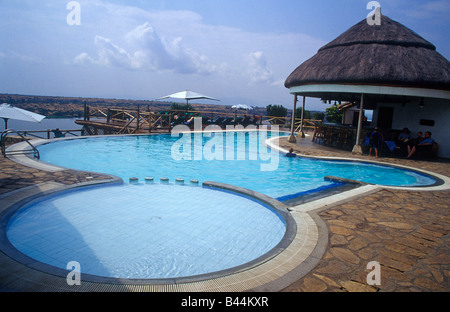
285,15,450,91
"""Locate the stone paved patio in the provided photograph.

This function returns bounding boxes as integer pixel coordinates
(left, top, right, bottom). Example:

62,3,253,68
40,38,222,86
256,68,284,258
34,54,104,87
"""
279,135,450,292
0,134,449,292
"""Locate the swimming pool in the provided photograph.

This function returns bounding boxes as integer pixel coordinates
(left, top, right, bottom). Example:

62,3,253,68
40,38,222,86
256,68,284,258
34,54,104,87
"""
3,130,439,283
37,131,436,200
6,182,288,280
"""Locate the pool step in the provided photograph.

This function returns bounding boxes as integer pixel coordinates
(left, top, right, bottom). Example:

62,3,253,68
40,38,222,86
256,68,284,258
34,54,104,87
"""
127,177,200,186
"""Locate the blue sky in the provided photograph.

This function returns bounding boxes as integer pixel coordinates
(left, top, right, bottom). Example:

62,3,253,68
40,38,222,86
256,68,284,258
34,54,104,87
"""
0,0,449,111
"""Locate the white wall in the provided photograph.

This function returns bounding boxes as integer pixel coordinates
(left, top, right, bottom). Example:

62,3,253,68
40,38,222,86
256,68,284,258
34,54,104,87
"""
343,108,356,124
372,98,450,158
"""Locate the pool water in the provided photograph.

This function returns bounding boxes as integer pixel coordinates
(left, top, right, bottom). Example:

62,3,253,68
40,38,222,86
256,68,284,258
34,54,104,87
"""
38,132,436,199
7,183,286,279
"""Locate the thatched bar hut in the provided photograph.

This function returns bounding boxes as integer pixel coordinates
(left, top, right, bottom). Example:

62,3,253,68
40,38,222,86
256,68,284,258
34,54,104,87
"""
285,14,450,157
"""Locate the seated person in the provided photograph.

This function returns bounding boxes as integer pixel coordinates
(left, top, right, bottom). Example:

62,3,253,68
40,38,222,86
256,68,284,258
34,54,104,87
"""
184,116,195,125
286,148,296,158
397,127,411,155
52,128,64,138
406,131,423,155
407,131,434,159
398,127,411,142
242,115,251,126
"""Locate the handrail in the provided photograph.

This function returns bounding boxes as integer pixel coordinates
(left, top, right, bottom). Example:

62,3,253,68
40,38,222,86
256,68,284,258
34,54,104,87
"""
20,129,82,139
1,129,40,159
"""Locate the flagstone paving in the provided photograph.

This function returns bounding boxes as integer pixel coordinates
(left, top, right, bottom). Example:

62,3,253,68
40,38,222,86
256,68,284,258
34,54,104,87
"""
0,157,112,196
279,135,449,292
0,135,449,292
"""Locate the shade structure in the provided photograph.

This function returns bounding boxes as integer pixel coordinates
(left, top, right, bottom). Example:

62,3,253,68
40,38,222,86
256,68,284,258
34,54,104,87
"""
157,90,220,103
284,14,450,154
285,14,450,102
0,103,46,129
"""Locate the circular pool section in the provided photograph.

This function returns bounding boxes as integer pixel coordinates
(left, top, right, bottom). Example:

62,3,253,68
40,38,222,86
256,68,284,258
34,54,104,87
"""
6,183,287,280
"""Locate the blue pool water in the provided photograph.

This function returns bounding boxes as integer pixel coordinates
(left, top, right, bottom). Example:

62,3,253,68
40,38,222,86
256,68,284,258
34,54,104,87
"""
38,132,436,199
7,183,286,279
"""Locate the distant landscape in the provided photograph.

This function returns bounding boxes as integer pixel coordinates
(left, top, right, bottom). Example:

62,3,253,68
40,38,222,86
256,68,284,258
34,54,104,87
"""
0,93,268,119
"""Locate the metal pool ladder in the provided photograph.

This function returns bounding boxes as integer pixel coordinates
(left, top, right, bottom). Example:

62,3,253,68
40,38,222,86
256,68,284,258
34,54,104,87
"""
1,129,40,159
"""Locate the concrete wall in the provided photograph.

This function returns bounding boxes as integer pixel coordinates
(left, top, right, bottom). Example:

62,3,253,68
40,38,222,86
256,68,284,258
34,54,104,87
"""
372,98,450,158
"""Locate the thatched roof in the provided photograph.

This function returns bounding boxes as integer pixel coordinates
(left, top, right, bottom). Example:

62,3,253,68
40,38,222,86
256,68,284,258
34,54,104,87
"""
285,15,450,91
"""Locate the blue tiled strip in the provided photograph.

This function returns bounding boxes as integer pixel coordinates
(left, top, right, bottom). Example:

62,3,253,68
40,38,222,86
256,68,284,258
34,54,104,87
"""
276,182,345,202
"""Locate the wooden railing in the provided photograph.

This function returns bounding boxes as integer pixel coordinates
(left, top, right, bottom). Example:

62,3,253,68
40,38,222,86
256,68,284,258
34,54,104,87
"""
81,105,324,135
84,107,174,133
293,119,323,132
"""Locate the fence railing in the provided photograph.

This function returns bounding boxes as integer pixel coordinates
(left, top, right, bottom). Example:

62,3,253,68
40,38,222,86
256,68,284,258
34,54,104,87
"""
80,106,325,135
17,129,83,139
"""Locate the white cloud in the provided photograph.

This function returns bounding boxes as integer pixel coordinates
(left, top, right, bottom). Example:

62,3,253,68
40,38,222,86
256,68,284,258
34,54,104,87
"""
96,36,132,68
14,0,325,106
74,22,215,75
69,1,326,97
247,51,274,84
73,52,95,65
124,22,170,71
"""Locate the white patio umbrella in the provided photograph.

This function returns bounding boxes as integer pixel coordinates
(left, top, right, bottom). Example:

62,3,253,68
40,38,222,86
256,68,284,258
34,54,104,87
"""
0,103,46,129
232,104,253,110
157,90,220,110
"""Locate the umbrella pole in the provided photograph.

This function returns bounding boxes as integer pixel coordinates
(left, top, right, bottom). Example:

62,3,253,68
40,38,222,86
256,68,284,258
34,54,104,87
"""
3,118,8,130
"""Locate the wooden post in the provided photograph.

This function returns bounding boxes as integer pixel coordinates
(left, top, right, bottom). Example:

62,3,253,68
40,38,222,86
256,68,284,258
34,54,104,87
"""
288,94,297,143
352,93,364,154
136,105,140,131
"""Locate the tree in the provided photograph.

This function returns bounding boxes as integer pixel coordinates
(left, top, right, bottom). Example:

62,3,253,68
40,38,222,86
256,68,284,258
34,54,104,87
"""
295,107,311,120
325,104,343,124
170,102,195,112
266,104,288,125
312,111,325,121
266,104,287,117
